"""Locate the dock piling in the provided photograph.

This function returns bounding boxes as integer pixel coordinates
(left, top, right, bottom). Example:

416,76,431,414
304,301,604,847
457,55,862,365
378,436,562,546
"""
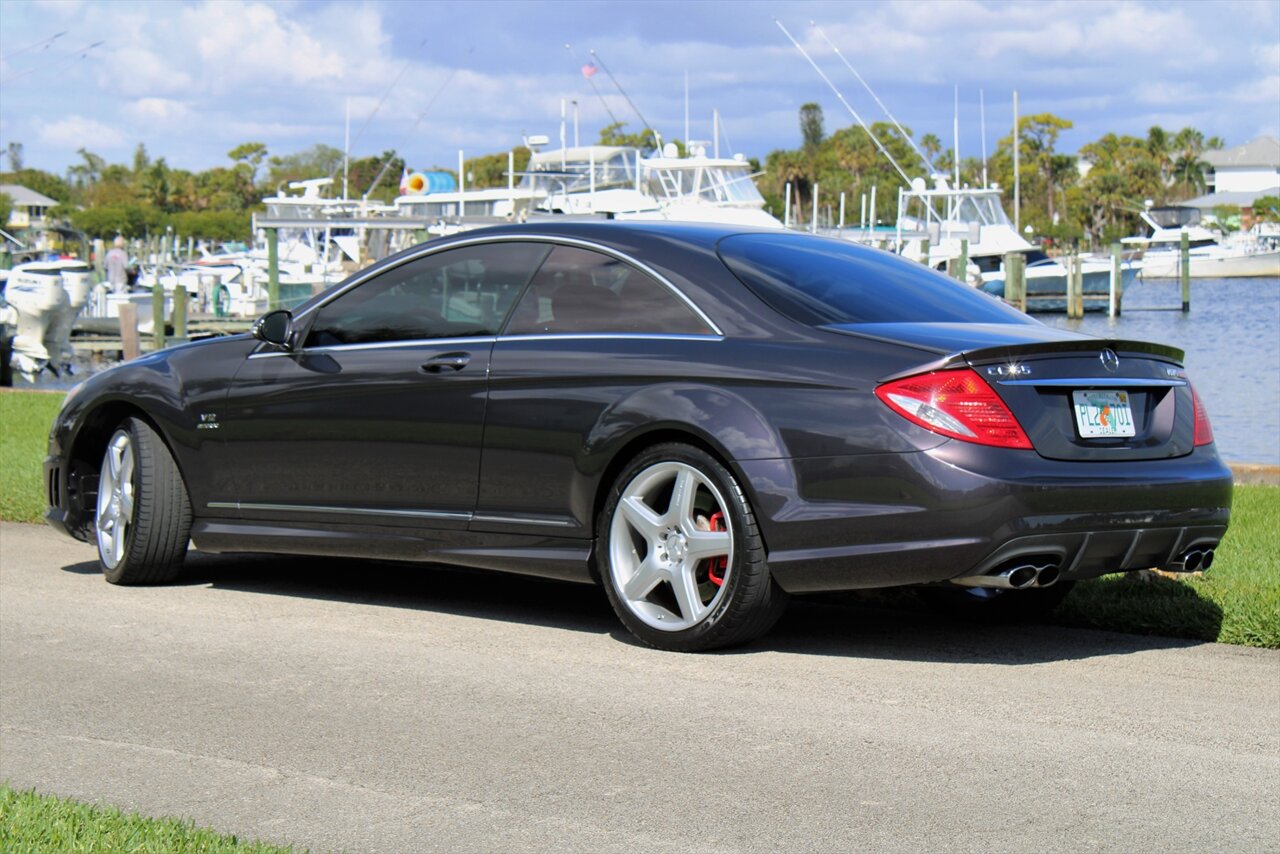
1181,230,1191,312
1004,252,1027,312
172,286,188,344
956,238,969,283
118,304,140,361
1110,242,1123,318
267,228,280,311
152,284,166,351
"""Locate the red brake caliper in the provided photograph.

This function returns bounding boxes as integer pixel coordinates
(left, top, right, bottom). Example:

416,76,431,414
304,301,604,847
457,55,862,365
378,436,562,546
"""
707,511,727,587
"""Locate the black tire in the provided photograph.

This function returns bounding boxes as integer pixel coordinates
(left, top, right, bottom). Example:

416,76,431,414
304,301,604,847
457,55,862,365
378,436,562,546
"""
597,443,788,651
94,416,192,584
921,581,1075,623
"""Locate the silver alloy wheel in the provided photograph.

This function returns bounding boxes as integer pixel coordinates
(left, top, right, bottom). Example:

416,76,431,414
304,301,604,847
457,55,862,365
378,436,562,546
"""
96,429,136,570
608,461,735,631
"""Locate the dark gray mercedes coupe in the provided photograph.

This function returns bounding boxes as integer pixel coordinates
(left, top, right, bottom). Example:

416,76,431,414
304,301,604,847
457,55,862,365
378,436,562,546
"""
45,222,1232,650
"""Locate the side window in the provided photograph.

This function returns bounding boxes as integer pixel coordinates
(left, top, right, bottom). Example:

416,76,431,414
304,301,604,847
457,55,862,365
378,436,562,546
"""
504,245,712,336
305,242,550,347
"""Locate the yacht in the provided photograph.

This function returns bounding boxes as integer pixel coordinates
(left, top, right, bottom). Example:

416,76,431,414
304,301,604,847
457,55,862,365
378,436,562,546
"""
894,179,1137,309
1123,206,1280,278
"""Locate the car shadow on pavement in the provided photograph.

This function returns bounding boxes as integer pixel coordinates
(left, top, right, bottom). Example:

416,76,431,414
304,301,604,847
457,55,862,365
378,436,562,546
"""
62,551,1218,665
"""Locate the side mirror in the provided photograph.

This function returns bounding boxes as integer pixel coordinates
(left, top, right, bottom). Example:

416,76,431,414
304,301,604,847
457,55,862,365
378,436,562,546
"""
252,309,293,348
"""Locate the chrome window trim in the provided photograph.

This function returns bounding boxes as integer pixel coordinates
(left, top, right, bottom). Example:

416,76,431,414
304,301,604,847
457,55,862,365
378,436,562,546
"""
997,377,1188,388
207,501,471,521
248,332,721,359
498,332,723,344
291,233,724,337
248,335,498,358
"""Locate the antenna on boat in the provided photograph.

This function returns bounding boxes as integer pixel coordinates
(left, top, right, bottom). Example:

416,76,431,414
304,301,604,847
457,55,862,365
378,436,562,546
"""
566,44,620,127
684,70,690,151
343,99,351,200
953,85,960,189
774,19,916,189
979,89,989,188
590,48,660,150
810,22,934,172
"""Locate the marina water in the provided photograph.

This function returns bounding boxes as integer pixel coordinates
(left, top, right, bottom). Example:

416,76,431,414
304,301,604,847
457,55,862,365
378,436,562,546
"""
1041,276,1280,466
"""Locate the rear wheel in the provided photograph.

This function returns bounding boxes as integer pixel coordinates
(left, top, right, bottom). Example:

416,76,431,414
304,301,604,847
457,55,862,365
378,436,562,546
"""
95,417,192,584
922,581,1075,623
598,443,787,651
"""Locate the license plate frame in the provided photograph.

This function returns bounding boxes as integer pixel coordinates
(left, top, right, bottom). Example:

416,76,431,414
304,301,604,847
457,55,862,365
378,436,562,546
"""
1072,390,1136,439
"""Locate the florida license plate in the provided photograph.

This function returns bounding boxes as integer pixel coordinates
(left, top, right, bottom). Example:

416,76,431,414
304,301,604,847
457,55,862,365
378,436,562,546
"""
1072,390,1136,438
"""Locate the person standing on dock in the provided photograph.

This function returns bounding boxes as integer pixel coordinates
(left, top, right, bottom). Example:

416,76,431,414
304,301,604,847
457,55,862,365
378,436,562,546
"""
105,236,128,293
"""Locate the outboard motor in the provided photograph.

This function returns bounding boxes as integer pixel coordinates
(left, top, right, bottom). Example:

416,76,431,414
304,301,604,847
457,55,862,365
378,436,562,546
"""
3,262,69,380
44,261,94,374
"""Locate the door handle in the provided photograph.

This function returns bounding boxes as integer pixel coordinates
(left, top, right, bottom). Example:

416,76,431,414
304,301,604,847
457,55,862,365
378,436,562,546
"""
420,352,471,373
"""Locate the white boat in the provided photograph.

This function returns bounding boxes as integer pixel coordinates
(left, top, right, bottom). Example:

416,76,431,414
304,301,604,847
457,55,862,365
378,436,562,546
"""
522,143,783,227
889,178,1139,308
1124,206,1280,278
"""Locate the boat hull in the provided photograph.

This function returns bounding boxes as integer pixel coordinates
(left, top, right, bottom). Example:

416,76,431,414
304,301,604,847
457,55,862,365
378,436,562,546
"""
1138,248,1280,279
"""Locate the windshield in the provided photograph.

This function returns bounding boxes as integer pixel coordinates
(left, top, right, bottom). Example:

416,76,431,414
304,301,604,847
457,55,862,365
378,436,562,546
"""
520,151,638,193
647,164,764,205
718,233,1034,326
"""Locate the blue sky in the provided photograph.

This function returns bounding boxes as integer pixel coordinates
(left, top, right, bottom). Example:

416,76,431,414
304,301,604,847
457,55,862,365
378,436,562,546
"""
1,0,1277,178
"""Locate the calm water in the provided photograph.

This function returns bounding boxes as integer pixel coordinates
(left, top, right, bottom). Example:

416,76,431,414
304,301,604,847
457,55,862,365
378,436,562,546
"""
1041,277,1280,465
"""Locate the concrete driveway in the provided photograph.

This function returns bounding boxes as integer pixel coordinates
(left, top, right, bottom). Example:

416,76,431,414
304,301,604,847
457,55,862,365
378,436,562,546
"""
2,521,1277,852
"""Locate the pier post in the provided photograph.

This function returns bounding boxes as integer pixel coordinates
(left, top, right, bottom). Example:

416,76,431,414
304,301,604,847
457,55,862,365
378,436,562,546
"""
1067,254,1082,318
1110,242,1123,318
1005,252,1026,312
956,238,969,283
172,286,188,344
118,304,140,361
151,284,165,351
267,227,280,311
920,238,930,266
1180,230,1191,312
92,239,105,282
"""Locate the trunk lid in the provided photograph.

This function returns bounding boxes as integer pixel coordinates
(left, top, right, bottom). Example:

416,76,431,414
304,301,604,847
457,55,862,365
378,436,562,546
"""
828,323,1195,461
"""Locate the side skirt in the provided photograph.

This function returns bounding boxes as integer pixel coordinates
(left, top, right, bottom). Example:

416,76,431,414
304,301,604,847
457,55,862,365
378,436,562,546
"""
189,519,596,585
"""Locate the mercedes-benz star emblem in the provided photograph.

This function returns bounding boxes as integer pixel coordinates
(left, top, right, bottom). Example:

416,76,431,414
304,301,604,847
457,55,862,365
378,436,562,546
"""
1100,348,1120,373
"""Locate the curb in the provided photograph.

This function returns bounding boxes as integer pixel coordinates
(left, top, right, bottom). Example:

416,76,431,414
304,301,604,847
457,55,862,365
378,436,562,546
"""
1230,464,1280,486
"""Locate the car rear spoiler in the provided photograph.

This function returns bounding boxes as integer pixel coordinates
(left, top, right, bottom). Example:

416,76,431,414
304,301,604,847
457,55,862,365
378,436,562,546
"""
881,338,1186,383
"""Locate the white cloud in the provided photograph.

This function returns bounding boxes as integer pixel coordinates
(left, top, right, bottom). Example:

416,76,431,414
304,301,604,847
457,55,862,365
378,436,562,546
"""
123,97,191,124
37,115,125,149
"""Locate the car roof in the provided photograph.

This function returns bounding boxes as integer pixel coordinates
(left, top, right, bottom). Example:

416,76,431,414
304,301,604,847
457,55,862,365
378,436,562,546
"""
431,219,784,249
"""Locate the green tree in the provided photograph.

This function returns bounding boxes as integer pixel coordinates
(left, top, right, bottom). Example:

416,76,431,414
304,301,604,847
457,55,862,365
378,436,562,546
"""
464,147,531,189
1251,194,1280,223
0,192,13,227
597,122,664,152
265,144,344,189
799,103,825,153
228,142,268,184
0,169,73,204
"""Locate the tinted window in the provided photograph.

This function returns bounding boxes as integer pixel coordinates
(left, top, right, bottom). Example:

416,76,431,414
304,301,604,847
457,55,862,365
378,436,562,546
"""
306,242,550,346
718,233,1034,326
504,245,712,336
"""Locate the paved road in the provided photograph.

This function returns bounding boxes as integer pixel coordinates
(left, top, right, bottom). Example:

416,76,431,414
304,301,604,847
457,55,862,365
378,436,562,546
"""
2,521,1277,852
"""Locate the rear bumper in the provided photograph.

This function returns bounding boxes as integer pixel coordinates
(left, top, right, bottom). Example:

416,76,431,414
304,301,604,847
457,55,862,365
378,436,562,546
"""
741,443,1232,594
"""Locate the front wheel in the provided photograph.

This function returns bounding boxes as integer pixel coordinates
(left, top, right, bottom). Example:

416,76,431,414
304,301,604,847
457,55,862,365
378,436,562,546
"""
598,443,787,651
95,417,192,584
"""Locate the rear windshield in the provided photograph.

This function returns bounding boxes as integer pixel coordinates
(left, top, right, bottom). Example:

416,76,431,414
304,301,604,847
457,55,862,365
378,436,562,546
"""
718,233,1033,326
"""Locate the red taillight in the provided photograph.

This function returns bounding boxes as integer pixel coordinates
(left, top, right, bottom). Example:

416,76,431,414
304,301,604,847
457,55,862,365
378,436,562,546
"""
1190,382,1214,446
875,368,1033,449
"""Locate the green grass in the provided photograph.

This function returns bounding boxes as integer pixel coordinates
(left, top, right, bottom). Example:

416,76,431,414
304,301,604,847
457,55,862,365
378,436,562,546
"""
0,784,295,853
1057,483,1280,647
1,389,1276,647
0,390,65,523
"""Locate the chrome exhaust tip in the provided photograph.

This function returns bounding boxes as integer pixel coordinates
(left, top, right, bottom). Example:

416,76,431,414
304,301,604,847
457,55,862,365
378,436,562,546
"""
1200,549,1215,571
1166,548,1209,573
1035,565,1062,587
952,563,1053,591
